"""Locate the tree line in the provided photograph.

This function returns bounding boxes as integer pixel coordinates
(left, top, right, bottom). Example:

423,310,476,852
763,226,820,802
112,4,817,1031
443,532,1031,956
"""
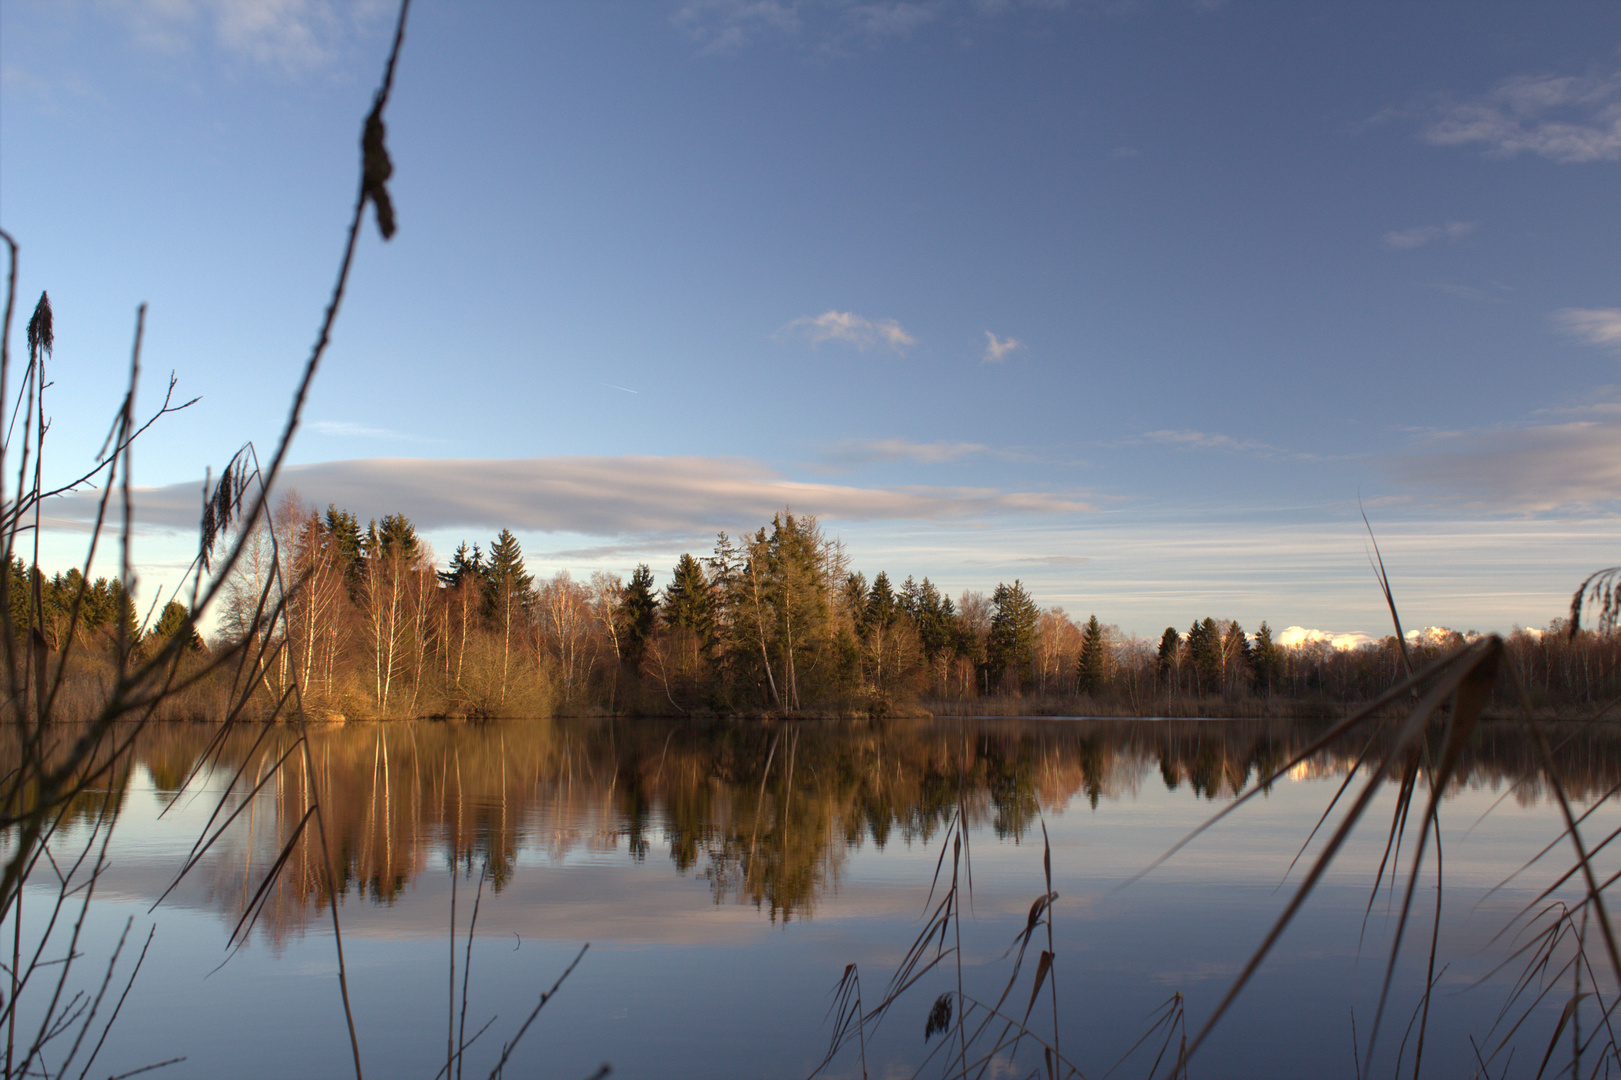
16,499,1620,719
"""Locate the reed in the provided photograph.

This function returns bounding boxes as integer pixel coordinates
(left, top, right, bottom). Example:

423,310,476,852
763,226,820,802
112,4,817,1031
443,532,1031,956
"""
812,562,1621,1079
0,5,593,1078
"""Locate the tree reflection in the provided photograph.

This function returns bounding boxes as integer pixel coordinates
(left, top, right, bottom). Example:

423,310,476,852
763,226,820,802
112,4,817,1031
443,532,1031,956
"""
8,715,1621,941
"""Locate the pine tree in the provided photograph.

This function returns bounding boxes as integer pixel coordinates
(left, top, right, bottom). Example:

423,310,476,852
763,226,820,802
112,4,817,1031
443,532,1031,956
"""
1077,614,1106,695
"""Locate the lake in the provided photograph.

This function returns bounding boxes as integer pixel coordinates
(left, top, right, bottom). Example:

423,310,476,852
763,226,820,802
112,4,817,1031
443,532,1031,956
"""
8,716,1618,1079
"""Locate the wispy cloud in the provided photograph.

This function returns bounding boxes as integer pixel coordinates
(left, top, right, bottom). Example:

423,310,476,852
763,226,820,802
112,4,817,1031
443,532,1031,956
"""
113,0,384,77
1425,69,1621,163
51,455,1094,536
672,0,801,55
1381,220,1477,250
1385,420,1621,511
781,310,915,352
847,2,937,37
982,331,1023,364
1138,429,1306,460
673,0,1066,57
1553,307,1621,349
310,419,425,442
827,438,994,466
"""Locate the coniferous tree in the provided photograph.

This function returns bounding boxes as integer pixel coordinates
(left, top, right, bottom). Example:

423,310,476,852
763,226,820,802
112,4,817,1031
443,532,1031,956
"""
1077,614,1106,695
485,528,533,705
663,554,715,651
622,564,657,664
324,505,365,586
841,572,868,634
986,580,1039,691
1157,627,1180,689
1186,617,1222,694
439,542,486,589
864,571,900,691
1222,621,1253,694
149,601,204,652
1252,621,1280,696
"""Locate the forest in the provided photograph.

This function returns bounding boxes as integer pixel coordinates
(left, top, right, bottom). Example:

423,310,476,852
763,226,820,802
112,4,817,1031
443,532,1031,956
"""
11,496,1619,722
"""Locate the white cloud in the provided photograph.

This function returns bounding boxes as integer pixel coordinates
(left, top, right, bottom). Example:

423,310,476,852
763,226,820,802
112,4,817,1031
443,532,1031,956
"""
782,310,915,352
48,455,1094,536
982,331,1023,364
1385,420,1621,511
1553,307,1621,349
1276,626,1376,651
1381,220,1477,250
1425,70,1621,163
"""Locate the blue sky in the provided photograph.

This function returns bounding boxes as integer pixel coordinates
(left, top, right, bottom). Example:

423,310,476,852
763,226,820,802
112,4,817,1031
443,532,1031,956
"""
2,0,1618,640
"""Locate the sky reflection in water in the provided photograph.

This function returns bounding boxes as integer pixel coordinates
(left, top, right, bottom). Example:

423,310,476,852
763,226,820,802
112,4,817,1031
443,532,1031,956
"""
16,717,1620,1079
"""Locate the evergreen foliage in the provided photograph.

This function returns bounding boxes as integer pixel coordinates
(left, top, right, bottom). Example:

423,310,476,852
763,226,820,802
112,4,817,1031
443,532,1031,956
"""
987,580,1040,690
865,571,898,634
366,513,419,562
622,564,657,663
324,505,364,583
1157,627,1179,685
150,601,204,651
485,529,534,609
663,554,715,650
439,542,486,590
1252,621,1280,695
1077,614,1106,694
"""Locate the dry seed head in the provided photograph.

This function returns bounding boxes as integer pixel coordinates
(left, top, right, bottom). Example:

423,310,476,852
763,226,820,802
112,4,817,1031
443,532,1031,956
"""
26,291,52,361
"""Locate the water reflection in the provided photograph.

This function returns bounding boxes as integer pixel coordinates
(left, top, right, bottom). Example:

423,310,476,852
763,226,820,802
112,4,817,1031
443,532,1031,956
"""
10,716,1621,936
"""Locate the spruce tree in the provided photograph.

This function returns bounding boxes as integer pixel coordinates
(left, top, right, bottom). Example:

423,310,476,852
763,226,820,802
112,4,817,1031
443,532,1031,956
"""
484,528,533,704
865,572,898,632
1077,614,1106,695
986,580,1039,691
150,601,203,651
485,529,533,607
1192,617,1222,693
366,513,419,563
1157,627,1179,687
622,564,657,663
664,553,715,650
324,505,364,583
1252,621,1280,696
439,542,486,589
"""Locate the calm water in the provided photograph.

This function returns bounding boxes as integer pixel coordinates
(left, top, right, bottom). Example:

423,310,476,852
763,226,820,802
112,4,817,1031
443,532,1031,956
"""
9,717,1620,1079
